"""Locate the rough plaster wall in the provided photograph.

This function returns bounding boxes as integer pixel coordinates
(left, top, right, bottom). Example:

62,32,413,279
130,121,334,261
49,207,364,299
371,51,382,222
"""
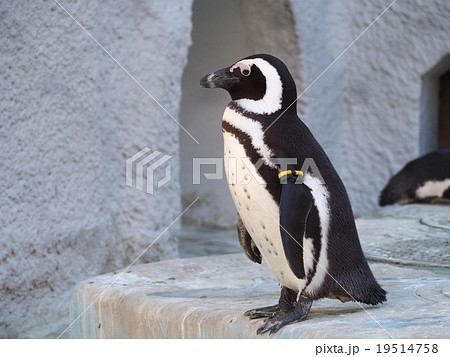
0,0,191,338
180,0,302,228
291,0,450,215
340,0,450,214
290,0,350,172
239,0,303,100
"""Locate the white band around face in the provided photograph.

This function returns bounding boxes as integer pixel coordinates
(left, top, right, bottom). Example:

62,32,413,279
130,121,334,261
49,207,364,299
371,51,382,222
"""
231,59,283,115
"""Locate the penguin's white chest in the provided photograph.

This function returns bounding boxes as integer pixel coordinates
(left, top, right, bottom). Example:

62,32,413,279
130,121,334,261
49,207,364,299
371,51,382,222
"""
223,130,306,292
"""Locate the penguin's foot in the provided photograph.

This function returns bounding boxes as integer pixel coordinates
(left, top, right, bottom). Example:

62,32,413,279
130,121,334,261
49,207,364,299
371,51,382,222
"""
244,304,282,319
256,295,313,335
244,286,297,319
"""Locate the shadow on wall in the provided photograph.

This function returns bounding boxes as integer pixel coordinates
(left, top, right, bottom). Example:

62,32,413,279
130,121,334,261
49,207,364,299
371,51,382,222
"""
179,0,302,228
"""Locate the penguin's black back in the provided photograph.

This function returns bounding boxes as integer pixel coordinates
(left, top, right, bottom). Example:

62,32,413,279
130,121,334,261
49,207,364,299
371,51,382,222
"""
379,148,450,206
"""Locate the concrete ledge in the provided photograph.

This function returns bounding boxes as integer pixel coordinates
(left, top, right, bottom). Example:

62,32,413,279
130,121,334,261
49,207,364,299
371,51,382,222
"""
69,204,449,338
69,254,449,338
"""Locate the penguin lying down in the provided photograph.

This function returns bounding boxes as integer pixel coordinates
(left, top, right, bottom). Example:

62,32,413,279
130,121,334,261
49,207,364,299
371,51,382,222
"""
200,54,386,334
379,148,450,206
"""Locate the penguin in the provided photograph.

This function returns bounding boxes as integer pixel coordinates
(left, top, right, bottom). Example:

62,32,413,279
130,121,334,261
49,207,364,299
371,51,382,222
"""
200,54,386,335
379,148,450,206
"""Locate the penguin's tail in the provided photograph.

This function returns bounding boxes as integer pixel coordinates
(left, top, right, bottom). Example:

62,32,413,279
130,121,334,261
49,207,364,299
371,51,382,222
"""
357,283,387,306
348,267,387,305
327,268,387,305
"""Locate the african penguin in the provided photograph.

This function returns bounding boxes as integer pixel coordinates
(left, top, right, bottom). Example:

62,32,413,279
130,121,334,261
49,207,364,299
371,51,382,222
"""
379,148,450,206
200,54,386,335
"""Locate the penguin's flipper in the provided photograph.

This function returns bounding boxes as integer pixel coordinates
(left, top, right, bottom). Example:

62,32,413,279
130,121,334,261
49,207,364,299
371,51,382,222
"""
279,175,313,279
237,213,262,264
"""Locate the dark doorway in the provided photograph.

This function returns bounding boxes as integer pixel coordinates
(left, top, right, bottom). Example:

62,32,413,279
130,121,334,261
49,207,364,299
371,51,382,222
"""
438,69,450,149
420,54,450,154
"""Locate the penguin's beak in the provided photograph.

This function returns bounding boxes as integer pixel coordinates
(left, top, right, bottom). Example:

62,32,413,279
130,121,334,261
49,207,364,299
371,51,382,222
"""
200,67,238,89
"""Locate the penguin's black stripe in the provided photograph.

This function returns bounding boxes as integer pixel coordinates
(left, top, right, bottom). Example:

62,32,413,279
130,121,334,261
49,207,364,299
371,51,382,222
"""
222,120,281,205
228,101,281,126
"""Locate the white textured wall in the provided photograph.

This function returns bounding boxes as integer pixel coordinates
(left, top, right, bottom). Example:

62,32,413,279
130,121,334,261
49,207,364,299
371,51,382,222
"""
292,0,450,215
341,0,450,214
0,0,192,338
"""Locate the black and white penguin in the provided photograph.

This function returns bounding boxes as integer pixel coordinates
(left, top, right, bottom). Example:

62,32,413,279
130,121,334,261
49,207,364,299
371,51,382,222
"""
200,54,386,334
379,148,450,206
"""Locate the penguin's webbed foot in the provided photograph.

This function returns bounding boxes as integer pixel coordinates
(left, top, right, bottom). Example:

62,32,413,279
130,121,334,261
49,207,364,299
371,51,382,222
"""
244,286,297,319
244,304,282,319
256,295,313,335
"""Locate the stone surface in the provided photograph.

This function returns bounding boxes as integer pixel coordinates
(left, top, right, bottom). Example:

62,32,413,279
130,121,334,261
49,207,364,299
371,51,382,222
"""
0,0,192,338
69,204,450,338
357,204,450,268
69,255,449,339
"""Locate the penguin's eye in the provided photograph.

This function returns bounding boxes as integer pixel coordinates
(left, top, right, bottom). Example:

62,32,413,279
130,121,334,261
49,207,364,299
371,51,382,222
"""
230,62,252,77
241,68,251,77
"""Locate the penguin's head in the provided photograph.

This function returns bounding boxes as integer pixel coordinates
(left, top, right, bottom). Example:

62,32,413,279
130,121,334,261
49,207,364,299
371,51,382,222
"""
200,54,297,115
